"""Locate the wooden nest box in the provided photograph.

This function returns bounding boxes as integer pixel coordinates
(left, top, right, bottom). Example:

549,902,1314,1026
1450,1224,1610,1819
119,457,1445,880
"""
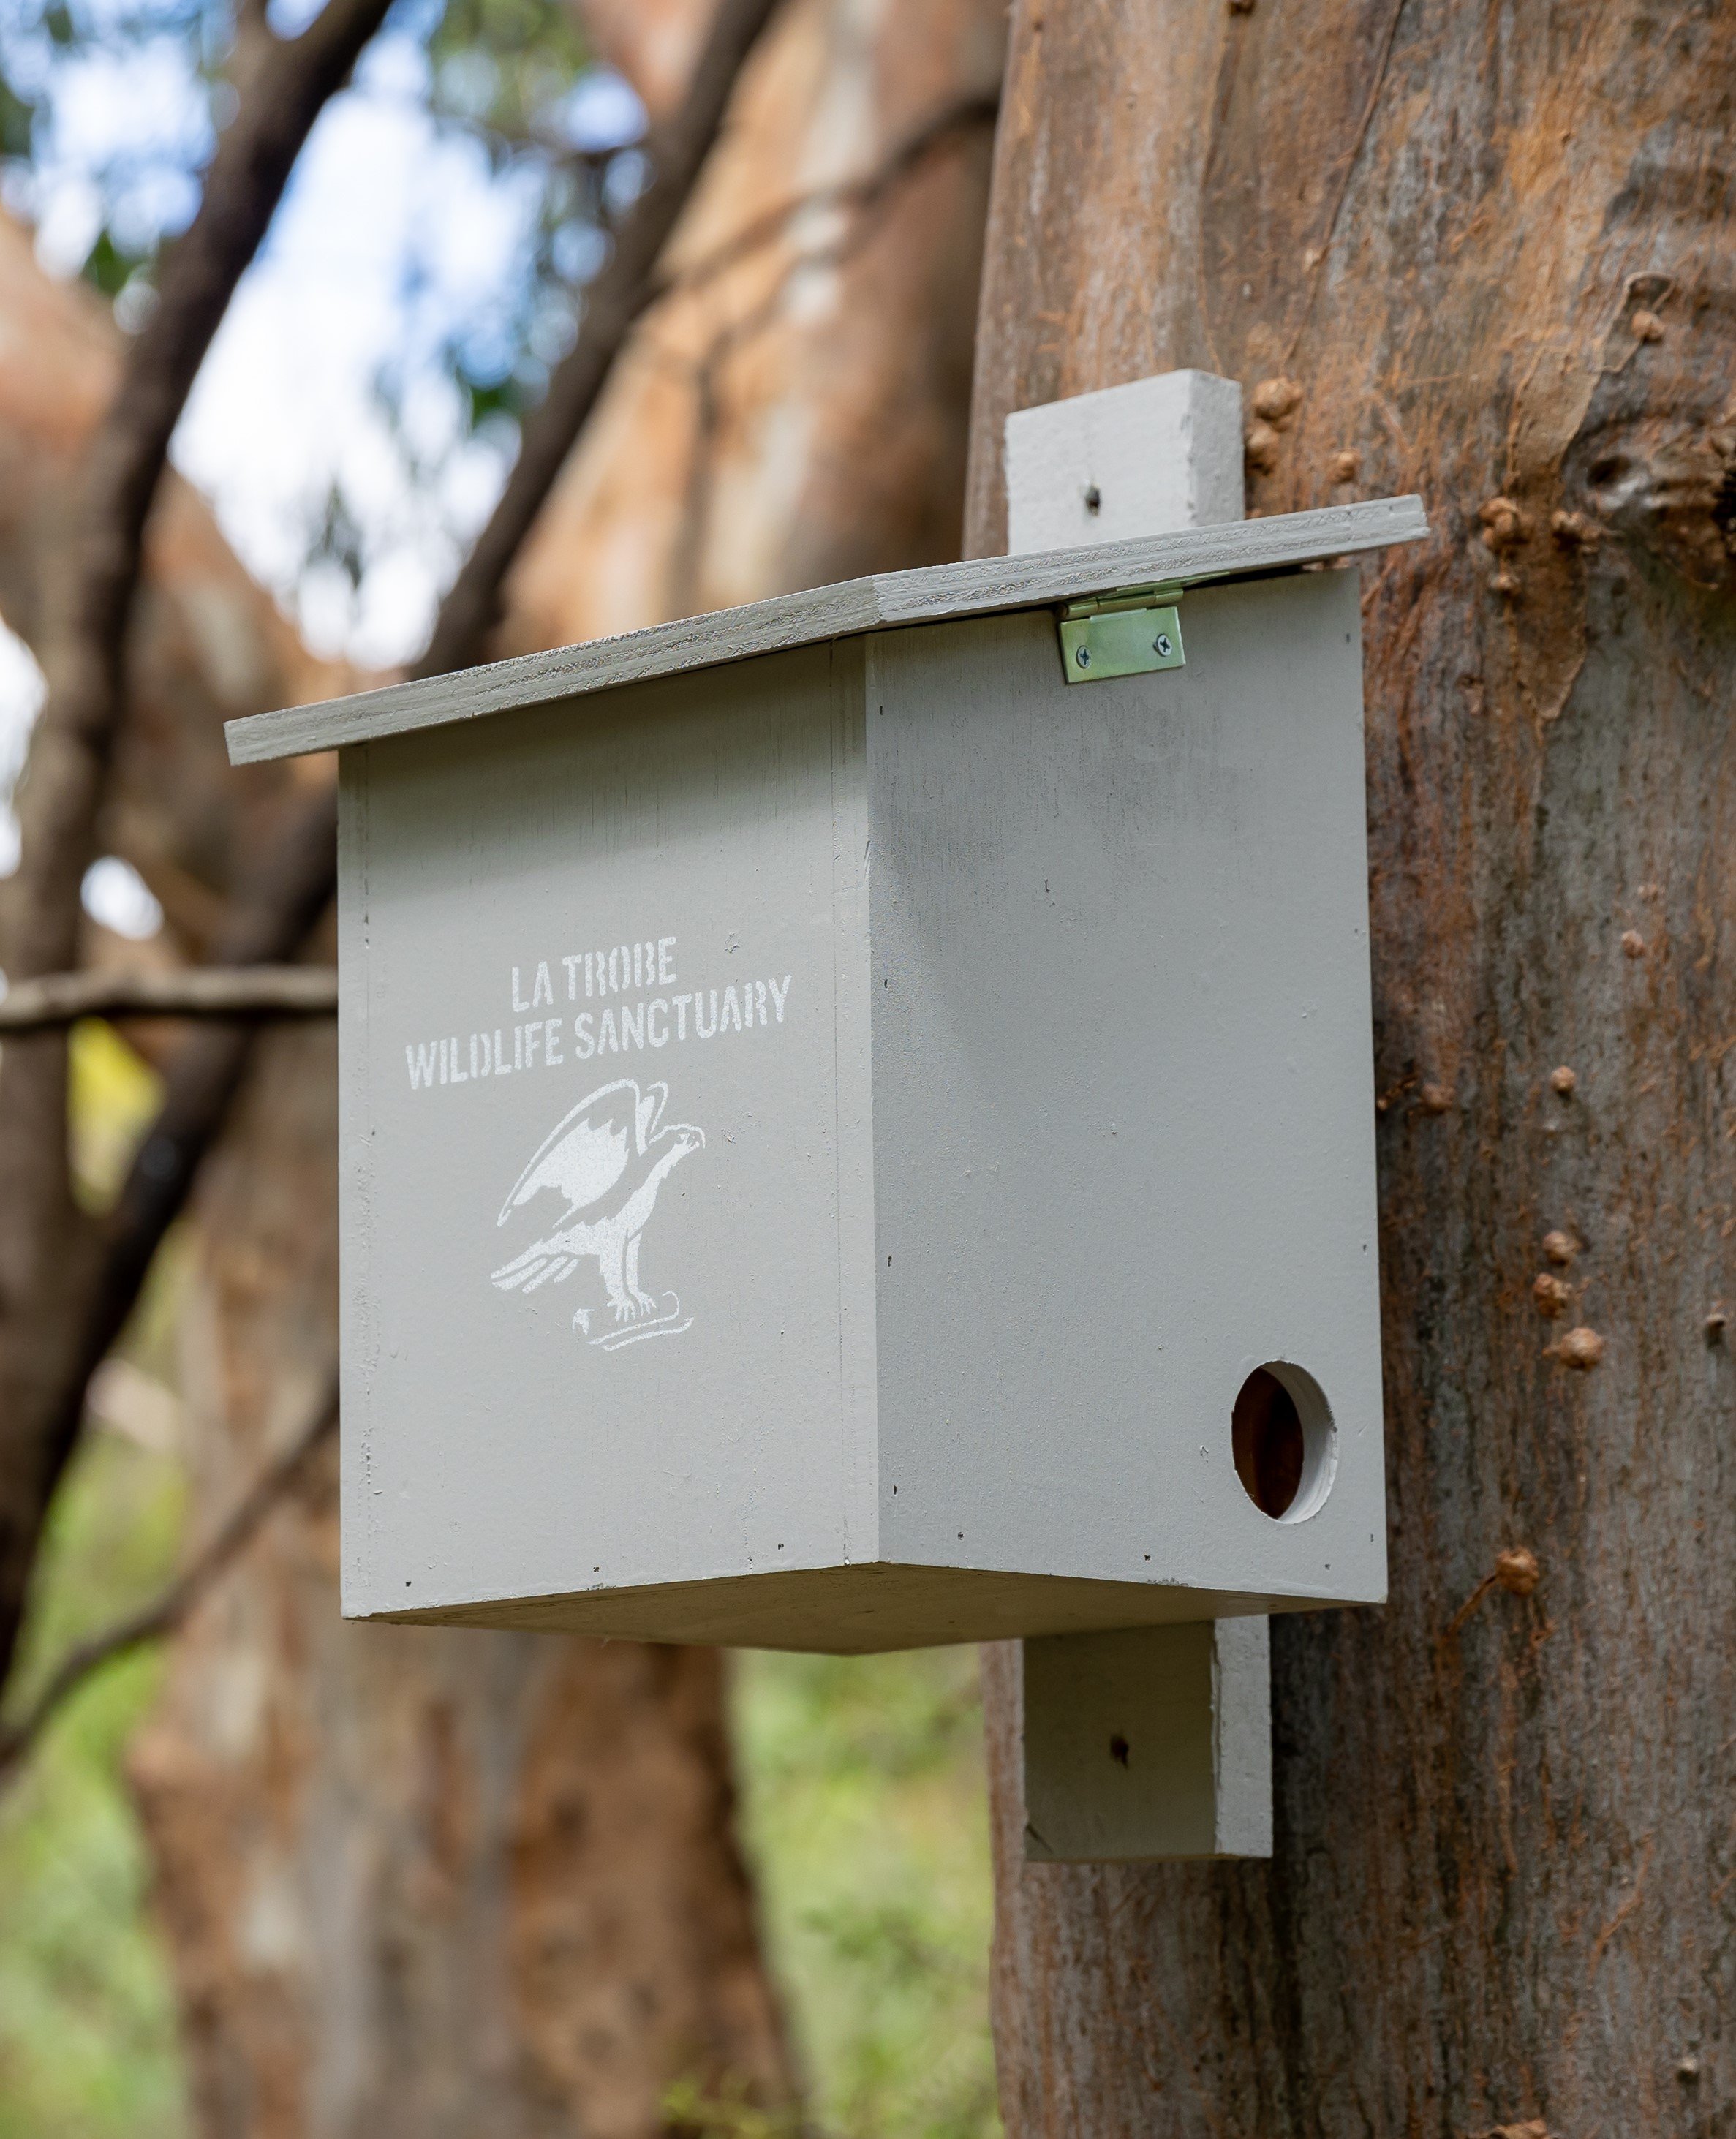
228,497,1426,1653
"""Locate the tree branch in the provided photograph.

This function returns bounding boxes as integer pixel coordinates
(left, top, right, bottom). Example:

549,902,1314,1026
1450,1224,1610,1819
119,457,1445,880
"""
0,0,393,1692
0,0,395,988
0,1378,337,1792
52,70,993,1435
1,0,959,1708
0,0,797,1626
414,0,788,679
0,965,337,1034
649,92,998,313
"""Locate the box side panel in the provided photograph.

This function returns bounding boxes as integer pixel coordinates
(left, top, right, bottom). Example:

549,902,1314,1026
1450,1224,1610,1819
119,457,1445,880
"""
342,641,877,1616
828,639,880,1556
867,570,1386,1608
338,748,377,1612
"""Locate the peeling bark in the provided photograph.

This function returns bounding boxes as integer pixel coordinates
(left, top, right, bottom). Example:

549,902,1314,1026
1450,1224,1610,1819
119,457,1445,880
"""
967,4,1736,2133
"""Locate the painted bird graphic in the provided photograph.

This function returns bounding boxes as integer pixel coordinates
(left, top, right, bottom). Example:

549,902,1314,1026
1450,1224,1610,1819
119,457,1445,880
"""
491,1079,705,1329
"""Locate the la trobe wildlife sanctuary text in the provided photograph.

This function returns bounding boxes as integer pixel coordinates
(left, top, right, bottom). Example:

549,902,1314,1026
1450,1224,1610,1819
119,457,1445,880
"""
401,933,796,1094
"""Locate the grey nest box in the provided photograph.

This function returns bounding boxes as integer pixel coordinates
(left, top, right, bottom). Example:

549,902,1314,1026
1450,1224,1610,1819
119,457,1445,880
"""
229,495,1427,1654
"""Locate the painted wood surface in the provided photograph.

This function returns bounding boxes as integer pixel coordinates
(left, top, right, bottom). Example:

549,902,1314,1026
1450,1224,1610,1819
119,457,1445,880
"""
1003,368,1275,1868
865,586,1384,1611
1022,1618,1272,1860
227,495,1426,764
1005,371,1245,551
339,566,1386,1649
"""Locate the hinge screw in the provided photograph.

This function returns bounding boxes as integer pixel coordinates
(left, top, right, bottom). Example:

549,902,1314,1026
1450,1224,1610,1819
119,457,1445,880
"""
1153,632,1174,657
1075,645,1091,669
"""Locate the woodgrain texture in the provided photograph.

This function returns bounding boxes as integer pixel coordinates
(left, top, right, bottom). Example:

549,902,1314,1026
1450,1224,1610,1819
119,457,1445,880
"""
227,496,1425,762
967,4,1736,2134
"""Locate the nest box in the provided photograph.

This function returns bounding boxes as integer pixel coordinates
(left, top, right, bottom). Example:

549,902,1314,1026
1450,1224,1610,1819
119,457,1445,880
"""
228,497,1427,1653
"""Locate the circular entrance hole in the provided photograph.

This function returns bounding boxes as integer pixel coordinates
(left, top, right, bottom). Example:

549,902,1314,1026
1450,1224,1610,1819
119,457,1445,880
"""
1231,1363,1336,1522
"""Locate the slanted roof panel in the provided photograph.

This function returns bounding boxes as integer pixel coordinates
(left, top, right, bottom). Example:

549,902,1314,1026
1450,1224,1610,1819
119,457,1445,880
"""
226,494,1429,765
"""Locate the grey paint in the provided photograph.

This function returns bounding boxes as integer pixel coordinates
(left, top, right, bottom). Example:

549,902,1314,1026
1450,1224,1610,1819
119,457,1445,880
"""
865,581,1384,1608
338,561,1391,1651
228,497,1426,766
1006,367,1273,1864
340,645,878,1631
1005,372,1245,551
1022,1616,1272,1860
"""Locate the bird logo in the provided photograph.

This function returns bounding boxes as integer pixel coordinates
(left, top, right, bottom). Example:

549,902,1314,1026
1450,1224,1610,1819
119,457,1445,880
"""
491,1079,705,1349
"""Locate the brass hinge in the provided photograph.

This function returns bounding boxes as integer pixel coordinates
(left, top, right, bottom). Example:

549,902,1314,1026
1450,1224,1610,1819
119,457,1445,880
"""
1057,582,1185,684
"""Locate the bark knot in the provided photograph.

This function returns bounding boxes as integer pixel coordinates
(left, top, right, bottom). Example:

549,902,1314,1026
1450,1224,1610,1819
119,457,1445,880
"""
1250,375,1302,427
1494,1547,1541,1598
1479,496,1531,552
1533,1273,1571,1319
1550,509,1601,549
1550,1325,1605,1370
1245,420,1282,473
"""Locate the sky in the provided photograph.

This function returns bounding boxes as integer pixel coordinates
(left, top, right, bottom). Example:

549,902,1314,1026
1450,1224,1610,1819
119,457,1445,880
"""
0,0,642,952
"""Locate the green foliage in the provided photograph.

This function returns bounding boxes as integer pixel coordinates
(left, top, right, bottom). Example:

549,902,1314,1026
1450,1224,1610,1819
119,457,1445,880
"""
413,0,622,437
80,227,147,298
427,0,589,151
0,1431,188,2139
0,72,34,158
69,1016,162,1210
0,1020,186,2135
732,1648,1002,2139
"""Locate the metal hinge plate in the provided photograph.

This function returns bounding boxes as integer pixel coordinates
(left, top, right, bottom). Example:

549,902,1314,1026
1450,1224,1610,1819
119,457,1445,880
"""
1057,582,1185,684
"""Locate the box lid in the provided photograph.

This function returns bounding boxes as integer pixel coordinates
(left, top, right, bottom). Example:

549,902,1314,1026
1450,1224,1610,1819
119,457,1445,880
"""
225,494,1428,766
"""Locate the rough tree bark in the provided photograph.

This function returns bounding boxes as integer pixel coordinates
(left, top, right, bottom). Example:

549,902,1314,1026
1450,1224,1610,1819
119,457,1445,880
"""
966,5,1736,2134
126,0,1003,2129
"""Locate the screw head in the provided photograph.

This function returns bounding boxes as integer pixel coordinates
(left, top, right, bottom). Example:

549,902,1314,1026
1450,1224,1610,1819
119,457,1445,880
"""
1153,632,1174,658
1075,644,1091,668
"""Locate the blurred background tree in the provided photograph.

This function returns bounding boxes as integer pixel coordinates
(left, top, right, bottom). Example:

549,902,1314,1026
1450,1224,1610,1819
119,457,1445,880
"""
0,0,1005,2130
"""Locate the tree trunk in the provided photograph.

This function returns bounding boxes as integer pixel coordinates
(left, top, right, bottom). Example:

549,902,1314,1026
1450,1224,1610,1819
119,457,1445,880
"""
128,1007,792,2139
965,5,1736,2133
502,0,1003,647
127,0,1003,2129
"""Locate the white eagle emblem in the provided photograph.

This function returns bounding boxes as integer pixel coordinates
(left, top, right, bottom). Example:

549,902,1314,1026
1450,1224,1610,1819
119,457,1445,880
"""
491,1079,704,1348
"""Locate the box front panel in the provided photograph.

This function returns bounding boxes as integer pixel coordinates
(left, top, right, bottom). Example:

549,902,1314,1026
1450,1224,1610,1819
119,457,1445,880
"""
339,642,875,1617
868,570,1386,1609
